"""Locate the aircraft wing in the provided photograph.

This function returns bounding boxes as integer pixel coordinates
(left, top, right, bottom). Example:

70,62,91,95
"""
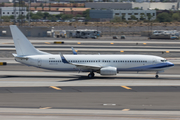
70,63,101,70
60,53,101,70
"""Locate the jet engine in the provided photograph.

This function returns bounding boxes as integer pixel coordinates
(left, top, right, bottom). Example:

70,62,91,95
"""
100,67,117,75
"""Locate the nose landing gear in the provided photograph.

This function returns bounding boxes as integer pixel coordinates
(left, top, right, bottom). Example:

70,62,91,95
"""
155,71,164,78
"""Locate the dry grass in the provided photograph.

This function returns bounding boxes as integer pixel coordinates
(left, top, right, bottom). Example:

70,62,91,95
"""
1,21,180,27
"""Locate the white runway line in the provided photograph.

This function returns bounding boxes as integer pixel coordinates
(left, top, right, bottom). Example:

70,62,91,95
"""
0,108,180,116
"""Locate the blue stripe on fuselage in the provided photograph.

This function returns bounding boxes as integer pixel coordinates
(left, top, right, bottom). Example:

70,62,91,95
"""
117,62,174,71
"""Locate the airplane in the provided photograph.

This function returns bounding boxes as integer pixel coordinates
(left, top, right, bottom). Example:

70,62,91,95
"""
71,47,77,55
10,25,174,78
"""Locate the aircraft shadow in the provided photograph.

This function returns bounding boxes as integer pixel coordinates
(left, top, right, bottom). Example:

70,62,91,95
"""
0,75,76,79
59,75,179,82
0,75,178,82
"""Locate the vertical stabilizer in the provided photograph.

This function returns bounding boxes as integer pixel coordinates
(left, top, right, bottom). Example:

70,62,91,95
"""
10,25,49,56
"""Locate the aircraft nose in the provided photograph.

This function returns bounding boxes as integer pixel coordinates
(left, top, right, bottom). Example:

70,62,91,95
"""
167,62,174,67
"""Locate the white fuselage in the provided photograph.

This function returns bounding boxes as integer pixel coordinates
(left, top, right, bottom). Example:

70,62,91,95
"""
15,54,174,73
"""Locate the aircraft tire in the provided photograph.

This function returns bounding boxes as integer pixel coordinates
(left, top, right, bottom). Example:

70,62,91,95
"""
155,75,159,78
88,72,94,78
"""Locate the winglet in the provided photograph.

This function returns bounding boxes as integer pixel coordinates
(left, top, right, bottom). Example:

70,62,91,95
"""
71,47,77,55
60,53,69,64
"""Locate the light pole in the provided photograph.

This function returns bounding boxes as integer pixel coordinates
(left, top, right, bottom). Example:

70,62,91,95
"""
0,8,1,24
28,0,31,26
97,22,98,32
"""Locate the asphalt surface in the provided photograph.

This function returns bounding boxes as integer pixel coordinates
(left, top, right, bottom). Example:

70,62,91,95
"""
0,64,179,111
1,37,180,57
0,36,180,119
0,86,180,111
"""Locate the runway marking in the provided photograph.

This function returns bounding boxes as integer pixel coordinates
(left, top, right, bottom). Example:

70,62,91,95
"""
122,109,130,111
45,42,51,44
143,43,147,45
2,43,13,44
77,42,81,44
110,43,114,44
50,86,61,90
121,86,132,90
103,104,116,106
39,107,52,109
75,50,78,52
166,51,170,53
120,50,124,52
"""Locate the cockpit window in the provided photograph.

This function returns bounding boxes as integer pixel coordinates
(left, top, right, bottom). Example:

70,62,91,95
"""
161,60,167,62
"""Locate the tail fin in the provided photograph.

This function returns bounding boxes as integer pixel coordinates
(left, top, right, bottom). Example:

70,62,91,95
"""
10,25,49,56
71,47,77,55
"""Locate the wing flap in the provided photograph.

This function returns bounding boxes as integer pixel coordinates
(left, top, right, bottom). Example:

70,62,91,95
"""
72,63,101,70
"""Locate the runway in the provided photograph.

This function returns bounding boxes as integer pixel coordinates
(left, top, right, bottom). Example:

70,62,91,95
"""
1,38,180,57
0,86,180,111
1,37,180,119
1,74,180,120
0,63,180,112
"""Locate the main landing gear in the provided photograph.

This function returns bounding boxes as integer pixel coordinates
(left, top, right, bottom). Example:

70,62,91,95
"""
88,72,95,78
155,74,159,78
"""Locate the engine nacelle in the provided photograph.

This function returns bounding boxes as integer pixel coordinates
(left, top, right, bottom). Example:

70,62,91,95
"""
100,67,117,75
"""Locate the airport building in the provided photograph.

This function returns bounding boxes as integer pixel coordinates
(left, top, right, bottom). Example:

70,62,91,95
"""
85,2,132,10
133,2,178,10
0,0,12,2
90,9,156,21
0,7,27,19
89,10,113,21
113,9,156,20
0,26,51,37
86,2,180,10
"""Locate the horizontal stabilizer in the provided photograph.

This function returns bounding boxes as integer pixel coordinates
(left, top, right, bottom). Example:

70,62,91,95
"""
12,53,29,60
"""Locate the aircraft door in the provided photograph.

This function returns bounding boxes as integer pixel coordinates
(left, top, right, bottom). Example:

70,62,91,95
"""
37,58,42,67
